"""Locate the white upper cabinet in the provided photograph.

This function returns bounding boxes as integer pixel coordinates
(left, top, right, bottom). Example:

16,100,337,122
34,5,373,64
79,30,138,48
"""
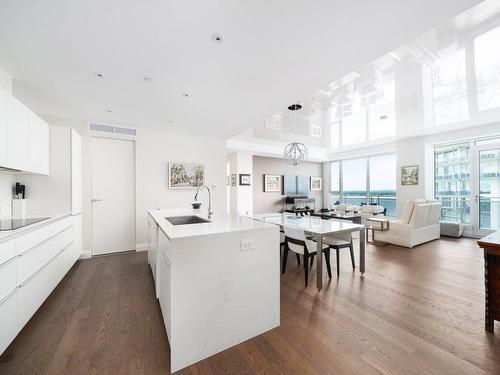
0,86,7,166
29,113,50,175
6,95,30,171
0,88,49,174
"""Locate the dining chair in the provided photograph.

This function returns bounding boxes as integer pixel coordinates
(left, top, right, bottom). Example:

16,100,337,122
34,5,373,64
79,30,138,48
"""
320,219,355,276
283,227,331,287
281,230,300,266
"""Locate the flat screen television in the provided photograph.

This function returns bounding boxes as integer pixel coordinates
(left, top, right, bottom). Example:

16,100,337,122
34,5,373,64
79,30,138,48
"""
283,175,310,195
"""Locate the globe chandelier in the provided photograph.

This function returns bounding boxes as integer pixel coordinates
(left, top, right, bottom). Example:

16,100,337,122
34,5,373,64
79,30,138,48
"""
283,103,308,165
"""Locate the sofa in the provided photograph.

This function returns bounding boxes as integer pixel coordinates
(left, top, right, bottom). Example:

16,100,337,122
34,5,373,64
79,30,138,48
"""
375,199,442,248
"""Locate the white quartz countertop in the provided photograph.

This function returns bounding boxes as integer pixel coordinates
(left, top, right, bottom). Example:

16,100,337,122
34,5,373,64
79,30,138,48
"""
0,212,73,243
148,208,276,240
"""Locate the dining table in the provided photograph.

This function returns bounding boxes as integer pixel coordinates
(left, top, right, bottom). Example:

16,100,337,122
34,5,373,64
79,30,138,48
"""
250,213,366,291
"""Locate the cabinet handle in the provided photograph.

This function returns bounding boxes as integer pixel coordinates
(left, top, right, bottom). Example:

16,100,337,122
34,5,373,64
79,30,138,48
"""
18,225,73,257
0,288,17,306
0,255,16,268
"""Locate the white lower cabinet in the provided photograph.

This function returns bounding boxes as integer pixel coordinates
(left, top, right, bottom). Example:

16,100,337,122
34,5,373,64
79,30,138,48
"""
148,215,158,283
158,245,171,342
17,226,73,284
17,242,71,329
0,290,17,355
157,230,171,342
0,215,81,356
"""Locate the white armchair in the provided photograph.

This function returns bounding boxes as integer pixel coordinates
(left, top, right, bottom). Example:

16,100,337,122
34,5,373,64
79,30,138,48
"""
375,199,442,248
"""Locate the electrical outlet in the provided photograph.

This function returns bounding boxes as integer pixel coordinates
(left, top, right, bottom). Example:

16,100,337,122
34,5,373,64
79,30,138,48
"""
240,238,254,251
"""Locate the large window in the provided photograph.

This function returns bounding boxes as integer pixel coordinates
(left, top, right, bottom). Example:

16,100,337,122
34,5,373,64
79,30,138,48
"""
475,25,500,111
432,49,469,126
330,153,397,217
370,154,397,216
434,143,470,223
342,158,367,205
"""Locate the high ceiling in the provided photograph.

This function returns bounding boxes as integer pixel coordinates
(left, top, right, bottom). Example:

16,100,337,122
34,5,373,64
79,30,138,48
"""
0,0,482,138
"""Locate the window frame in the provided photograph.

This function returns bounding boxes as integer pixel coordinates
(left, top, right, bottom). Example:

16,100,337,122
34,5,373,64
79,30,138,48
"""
329,153,397,216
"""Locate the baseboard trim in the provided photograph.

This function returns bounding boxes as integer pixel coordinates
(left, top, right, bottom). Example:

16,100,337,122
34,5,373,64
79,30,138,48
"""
79,252,92,260
136,242,148,252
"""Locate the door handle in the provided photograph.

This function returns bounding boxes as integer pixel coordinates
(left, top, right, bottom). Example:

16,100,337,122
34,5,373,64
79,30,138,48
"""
91,198,103,202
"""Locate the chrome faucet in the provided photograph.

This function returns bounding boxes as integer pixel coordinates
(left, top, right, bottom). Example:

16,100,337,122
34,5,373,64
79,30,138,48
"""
194,185,213,219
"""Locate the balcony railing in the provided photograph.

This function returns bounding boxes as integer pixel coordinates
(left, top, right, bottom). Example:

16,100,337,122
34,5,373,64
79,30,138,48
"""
437,195,470,223
480,196,500,230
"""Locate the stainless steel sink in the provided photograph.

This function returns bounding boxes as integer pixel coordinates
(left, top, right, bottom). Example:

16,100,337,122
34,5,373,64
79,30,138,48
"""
165,216,210,225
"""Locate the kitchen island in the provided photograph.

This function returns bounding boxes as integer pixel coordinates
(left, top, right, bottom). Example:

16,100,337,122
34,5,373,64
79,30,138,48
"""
147,209,280,372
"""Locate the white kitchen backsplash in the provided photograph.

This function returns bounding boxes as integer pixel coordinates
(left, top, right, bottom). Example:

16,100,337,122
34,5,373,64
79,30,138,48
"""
0,174,14,218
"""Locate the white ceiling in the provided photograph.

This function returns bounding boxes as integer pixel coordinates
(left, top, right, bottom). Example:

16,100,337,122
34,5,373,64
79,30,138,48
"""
0,0,482,139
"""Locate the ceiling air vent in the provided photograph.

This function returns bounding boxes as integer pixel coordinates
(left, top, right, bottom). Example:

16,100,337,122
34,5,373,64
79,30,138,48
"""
89,123,136,136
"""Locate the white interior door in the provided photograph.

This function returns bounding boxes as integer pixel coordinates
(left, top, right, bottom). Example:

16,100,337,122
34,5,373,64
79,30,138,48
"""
91,137,135,255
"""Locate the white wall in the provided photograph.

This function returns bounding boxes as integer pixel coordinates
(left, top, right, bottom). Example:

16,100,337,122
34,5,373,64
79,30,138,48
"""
135,128,228,249
0,174,14,218
227,151,253,216
252,156,323,214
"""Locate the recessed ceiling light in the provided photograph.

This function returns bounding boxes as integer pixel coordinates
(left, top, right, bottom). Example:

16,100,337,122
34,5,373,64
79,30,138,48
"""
105,109,112,113
212,34,223,43
94,72,104,78
182,93,190,98
144,77,152,83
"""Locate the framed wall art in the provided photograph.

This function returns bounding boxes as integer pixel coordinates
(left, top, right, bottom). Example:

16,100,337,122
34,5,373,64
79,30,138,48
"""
310,176,322,191
239,174,251,186
264,174,281,192
168,162,204,189
401,165,419,185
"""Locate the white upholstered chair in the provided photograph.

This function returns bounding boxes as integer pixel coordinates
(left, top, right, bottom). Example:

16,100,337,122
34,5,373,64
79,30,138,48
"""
375,199,442,248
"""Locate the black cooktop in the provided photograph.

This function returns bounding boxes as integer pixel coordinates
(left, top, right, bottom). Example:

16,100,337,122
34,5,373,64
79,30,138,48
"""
0,217,49,231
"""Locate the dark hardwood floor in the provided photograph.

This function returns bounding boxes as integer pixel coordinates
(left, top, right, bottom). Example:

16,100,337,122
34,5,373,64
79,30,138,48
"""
1,237,499,374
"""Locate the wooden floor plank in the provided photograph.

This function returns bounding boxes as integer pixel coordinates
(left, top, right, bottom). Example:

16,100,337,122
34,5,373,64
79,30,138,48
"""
1,238,499,374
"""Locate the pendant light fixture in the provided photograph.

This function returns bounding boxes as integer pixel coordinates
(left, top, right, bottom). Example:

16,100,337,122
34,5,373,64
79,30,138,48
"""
283,103,309,165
